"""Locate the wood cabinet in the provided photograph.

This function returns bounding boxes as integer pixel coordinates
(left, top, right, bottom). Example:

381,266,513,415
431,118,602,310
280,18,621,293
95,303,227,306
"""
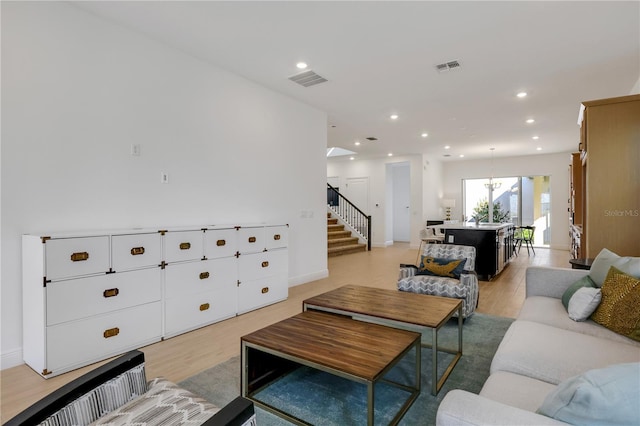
23,224,288,378
576,94,640,257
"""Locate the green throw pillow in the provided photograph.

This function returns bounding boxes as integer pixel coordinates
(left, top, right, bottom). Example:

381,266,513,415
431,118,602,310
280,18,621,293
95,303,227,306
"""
417,256,466,279
562,275,596,310
537,363,640,425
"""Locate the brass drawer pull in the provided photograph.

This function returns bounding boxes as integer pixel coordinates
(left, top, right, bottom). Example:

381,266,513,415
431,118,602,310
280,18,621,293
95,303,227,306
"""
179,242,191,250
261,261,269,268
199,272,210,280
103,288,119,298
131,247,145,256
261,287,269,294
248,237,256,243
274,234,281,240
103,327,119,338
199,303,210,311
70,252,89,262
216,239,226,246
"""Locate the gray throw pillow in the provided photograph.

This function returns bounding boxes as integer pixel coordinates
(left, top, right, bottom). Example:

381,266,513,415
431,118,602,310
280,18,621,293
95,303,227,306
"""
567,287,601,321
562,275,596,310
589,248,640,287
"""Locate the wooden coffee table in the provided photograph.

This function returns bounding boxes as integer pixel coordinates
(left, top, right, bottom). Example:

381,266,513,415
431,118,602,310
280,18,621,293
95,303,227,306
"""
241,310,421,425
303,285,463,395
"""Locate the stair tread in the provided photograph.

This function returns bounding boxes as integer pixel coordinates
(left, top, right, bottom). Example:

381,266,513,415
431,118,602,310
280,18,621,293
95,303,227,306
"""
328,244,367,253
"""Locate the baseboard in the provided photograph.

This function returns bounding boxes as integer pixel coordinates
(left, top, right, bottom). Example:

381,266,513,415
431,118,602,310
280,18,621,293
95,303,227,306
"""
1,347,23,371
288,269,329,287
372,241,394,248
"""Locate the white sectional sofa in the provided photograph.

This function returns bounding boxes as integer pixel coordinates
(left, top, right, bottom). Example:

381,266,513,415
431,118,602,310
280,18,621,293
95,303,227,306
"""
437,265,640,425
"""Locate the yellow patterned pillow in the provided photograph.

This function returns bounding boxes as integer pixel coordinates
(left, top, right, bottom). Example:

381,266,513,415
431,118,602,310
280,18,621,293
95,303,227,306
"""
417,256,466,279
590,266,640,342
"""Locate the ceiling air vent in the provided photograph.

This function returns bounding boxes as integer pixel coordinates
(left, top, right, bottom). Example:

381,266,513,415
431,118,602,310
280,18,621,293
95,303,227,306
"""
435,60,461,73
288,70,328,87
365,137,378,141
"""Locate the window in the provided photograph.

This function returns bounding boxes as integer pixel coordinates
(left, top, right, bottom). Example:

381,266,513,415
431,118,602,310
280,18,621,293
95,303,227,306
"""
463,176,550,246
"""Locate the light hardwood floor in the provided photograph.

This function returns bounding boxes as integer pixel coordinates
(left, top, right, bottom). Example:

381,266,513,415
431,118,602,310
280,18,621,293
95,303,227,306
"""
0,244,570,423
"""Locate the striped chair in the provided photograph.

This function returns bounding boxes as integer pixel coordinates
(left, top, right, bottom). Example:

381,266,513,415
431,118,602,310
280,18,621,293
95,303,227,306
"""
398,244,479,318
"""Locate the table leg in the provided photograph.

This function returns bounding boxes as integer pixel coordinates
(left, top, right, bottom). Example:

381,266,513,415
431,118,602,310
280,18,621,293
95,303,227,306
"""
367,381,375,426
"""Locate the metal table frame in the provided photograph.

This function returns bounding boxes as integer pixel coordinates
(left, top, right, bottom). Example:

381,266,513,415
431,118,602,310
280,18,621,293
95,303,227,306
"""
241,333,421,426
303,302,463,395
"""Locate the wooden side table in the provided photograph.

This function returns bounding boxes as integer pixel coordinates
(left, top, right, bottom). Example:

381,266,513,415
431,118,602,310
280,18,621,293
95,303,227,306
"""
569,258,594,270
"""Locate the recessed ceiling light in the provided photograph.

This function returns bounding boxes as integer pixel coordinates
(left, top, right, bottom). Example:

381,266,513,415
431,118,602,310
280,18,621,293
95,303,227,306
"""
350,156,355,160
388,153,393,157
421,133,428,138
517,92,527,98
532,136,540,140
526,119,535,124
296,62,308,69
354,141,361,146
390,114,399,120
536,147,542,151
459,154,465,158
444,145,451,150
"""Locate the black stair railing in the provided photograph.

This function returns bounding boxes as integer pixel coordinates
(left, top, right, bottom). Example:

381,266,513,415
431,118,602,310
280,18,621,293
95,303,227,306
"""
327,183,371,250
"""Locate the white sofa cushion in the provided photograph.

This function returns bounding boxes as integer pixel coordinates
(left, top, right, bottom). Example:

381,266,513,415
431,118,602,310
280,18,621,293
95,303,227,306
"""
517,296,640,346
490,321,640,385
537,363,640,426
480,371,556,413
589,248,640,287
436,390,568,426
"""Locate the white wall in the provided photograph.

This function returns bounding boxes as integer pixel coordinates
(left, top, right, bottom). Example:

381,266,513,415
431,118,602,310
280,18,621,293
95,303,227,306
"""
1,2,328,369
443,152,572,249
327,155,424,248
329,152,571,251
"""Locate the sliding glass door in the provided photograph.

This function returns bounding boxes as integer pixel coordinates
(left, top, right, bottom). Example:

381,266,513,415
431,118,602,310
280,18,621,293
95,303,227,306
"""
463,176,550,246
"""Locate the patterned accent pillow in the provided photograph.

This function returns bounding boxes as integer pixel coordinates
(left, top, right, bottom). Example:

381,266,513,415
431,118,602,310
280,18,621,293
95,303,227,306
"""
590,266,640,342
417,256,466,279
91,378,219,425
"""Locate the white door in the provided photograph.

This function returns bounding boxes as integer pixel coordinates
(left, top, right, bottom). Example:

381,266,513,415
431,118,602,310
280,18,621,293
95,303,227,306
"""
392,164,410,242
344,177,369,219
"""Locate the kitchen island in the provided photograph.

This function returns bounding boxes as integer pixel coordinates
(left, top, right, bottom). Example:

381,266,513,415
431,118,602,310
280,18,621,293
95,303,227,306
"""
439,223,515,280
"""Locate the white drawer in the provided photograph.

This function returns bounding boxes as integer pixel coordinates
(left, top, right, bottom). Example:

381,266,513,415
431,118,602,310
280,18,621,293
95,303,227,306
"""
238,249,288,282
204,228,237,259
112,233,161,272
45,236,110,281
265,225,288,250
237,276,288,315
237,227,264,254
46,302,161,375
46,268,161,326
164,285,237,337
165,230,204,263
165,257,237,299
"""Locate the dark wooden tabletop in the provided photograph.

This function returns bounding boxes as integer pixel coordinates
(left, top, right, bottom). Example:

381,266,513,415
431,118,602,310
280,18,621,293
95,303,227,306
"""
241,311,420,381
303,284,462,329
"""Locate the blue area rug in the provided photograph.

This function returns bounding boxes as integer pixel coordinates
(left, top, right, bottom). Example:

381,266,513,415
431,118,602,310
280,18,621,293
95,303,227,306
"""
179,313,514,425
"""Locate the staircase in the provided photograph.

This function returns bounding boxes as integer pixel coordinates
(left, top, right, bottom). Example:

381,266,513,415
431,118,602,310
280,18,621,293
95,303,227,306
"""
327,212,367,257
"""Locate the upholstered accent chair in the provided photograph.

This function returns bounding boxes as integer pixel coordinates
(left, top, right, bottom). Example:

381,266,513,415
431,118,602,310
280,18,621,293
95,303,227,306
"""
398,244,479,318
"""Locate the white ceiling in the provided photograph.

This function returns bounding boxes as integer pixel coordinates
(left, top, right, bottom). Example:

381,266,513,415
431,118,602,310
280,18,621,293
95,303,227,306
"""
73,1,640,161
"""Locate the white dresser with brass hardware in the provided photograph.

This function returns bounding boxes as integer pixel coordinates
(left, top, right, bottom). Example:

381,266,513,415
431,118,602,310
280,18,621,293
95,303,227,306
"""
163,227,238,338
236,225,289,314
23,224,288,378
22,230,163,378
